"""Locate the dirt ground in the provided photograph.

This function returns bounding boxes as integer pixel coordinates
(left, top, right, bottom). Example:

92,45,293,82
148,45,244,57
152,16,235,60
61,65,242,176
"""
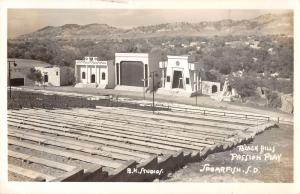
164,124,293,182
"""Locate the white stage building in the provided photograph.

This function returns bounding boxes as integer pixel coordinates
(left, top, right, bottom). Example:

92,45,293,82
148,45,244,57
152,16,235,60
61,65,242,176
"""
74,57,115,89
73,54,221,97
158,55,221,96
158,55,201,96
114,53,160,91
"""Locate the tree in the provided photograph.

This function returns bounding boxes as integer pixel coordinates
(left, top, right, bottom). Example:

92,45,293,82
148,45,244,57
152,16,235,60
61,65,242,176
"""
219,63,231,75
26,68,43,84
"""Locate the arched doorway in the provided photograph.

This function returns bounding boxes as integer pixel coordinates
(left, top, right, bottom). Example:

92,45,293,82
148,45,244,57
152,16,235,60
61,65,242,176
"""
212,85,218,93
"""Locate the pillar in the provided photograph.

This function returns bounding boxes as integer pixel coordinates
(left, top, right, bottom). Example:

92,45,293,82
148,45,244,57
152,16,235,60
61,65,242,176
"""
116,63,119,85
200,76,202,95
94,65,97,84
196,73,199,91
118,63,121,85
86,65,88,84
98,66,101,84
194,71,197,92
161,68,165,88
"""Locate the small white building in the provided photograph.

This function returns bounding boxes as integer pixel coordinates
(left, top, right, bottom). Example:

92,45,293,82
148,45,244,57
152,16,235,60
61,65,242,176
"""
201,81,221,95
158,55,201,96
74,57,115,89
8,58,52,86
249,41,260,49
35,66,72,86
190,42,198,47
158,55,221,96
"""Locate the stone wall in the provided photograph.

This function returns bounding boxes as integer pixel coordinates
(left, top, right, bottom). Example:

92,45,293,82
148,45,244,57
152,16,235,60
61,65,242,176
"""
201,81,221,95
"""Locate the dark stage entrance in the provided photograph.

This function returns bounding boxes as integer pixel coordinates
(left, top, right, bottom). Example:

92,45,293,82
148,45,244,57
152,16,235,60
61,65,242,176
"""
10,78,24,86
120,61,144,87
172,70,183,88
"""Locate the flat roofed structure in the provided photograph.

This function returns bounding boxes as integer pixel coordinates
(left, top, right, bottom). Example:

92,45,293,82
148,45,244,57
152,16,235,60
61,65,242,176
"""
35,66,61,86
75,56,115,89
115,53,160,89
35,66,73,86
159,55,221,96
159,55,200,95
8,58,50,87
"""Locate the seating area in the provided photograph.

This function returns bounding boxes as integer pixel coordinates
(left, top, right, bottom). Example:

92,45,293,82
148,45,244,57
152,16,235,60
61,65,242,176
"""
7,106,277,181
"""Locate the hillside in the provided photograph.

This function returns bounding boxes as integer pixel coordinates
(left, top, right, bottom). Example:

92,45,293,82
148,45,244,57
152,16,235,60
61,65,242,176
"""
14,12,293,40
8,12,293,85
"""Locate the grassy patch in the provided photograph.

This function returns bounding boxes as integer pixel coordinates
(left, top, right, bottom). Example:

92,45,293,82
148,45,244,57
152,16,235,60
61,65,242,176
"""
8,90,169,112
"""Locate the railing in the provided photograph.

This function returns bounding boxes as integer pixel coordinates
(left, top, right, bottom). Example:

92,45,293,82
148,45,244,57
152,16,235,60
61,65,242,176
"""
168,105,270,121
9,88,273,123
111,98,271,122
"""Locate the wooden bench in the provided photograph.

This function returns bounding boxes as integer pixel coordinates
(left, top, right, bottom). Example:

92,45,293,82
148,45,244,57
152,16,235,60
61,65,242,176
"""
8,139,123,169
8,164,55,181
8,150,76,172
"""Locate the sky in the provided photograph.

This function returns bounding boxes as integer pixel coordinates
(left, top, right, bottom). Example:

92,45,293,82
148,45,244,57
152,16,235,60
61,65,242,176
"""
8,9,292,38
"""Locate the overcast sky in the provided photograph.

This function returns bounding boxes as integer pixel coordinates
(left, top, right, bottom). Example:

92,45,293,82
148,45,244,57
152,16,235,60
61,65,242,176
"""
8,9,291,38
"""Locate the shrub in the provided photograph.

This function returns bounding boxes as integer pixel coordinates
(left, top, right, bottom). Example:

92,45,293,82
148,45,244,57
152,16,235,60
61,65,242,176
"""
265,91,282,108
26,68,43,83
230,76,258,99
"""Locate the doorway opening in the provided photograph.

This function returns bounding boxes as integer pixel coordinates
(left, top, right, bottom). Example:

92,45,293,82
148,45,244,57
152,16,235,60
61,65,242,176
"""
44,74,48,83
10,78,24,86
91,74,95,83
172,70,183,88
212,85,218,93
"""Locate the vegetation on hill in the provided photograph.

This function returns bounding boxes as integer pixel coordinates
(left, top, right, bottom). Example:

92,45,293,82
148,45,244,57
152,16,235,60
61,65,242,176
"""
8,34,293,79
7,13,293,100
